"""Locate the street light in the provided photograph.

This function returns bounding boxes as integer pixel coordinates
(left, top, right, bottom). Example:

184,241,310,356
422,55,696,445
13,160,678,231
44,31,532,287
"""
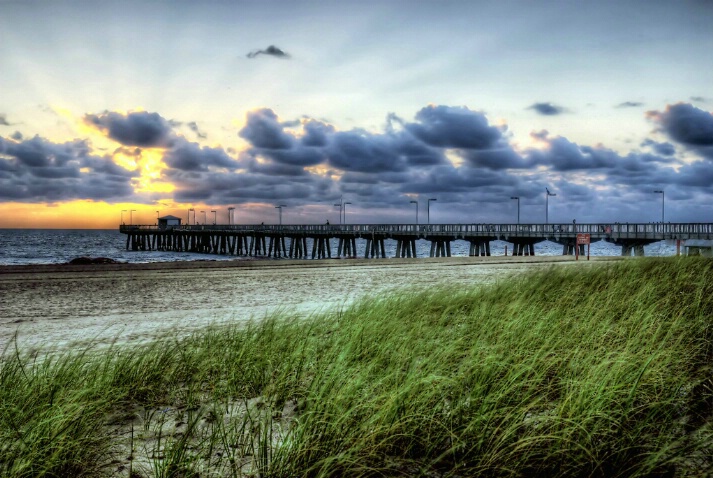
228,207,235,225
130,209,137,225
334,196,344,224
275,205,287,225
410,200,418,224
427,198,437,224
156,211,159,225
188,208,195,225
546,188,556,224
510,197,520,224
653,190,665,223
121,209,127,225
343,202,352,223
211,210,217,225
200,210,206,224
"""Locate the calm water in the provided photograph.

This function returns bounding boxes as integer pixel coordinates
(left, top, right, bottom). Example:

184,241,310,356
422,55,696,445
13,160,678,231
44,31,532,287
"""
0,229,677,266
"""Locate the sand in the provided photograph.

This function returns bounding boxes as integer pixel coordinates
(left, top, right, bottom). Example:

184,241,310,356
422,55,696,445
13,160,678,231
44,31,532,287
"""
0,255,622,354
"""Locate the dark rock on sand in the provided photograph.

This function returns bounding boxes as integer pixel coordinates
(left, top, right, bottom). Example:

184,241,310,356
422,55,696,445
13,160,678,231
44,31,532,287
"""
67,257,123,265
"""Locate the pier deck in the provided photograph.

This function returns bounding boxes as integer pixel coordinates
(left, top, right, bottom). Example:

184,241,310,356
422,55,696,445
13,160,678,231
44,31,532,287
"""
119,223,713,258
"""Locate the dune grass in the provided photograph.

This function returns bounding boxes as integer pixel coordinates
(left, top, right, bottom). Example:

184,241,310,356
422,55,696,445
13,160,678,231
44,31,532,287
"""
1,258,712,477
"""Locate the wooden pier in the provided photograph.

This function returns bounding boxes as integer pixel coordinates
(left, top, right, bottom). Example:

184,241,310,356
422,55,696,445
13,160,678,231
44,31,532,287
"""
119,223,713,258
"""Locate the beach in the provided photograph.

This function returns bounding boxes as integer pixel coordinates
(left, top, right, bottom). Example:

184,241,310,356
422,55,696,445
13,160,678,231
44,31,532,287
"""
0,255,621,354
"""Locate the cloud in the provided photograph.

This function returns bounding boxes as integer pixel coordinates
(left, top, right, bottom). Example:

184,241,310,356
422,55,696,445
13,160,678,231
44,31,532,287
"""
247,45,291,59
0,135,137,202
163,140,240,172
239,108,294,150
84,111,175,148
238,109,444,172
528,102,566,116
301,120,334,147
690,96,708,103
187,121,207,139
401,105,505,149
325,131,407,173
9,101,713,222
0,114,9,126
616,101,644,108
648,102,713,159
641,139,675,156
157,103,692,220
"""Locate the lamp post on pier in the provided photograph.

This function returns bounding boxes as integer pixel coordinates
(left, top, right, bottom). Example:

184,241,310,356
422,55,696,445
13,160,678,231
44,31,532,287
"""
156,211,159,225
211,210,216,225
334,196,344,224
121,209,127,225
546,188,556,224
427,198,437,224
343,202,352,223
410,200,418,224
130,209,136,225
228,207,235,225
188,208,194,225
653,190,665,223
275,205,287,225
510,196,520,224
200,210,206,225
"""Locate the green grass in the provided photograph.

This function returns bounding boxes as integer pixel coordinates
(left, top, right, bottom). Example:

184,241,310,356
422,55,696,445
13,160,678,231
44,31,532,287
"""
1,258,712,477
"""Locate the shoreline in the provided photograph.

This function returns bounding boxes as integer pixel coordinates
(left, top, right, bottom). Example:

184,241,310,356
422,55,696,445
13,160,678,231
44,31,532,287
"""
0,254,625,276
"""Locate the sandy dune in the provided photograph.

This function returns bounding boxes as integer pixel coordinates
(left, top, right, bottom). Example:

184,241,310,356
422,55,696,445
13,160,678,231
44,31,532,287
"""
0,255,621,354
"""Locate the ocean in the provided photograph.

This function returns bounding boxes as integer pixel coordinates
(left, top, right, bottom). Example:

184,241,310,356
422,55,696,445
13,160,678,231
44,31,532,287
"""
0,229,679,266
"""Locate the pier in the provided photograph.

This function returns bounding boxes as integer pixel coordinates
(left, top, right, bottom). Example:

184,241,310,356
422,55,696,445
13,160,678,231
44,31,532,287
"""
119,223,713,258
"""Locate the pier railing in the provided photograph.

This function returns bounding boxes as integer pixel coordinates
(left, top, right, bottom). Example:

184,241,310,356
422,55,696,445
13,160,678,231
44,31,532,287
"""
120,222,713,241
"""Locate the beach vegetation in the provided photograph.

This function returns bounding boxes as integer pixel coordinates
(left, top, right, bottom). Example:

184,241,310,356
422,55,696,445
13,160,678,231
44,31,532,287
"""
0,258,711,477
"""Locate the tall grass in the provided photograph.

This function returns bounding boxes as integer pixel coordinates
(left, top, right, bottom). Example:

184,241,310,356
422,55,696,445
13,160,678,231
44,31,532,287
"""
1,258,711,477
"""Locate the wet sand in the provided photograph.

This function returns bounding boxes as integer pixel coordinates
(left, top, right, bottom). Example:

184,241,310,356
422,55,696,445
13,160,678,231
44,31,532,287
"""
0,255,622,354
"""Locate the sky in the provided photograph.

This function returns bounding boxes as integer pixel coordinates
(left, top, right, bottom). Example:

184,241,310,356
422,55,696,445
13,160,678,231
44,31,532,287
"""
1,0,712,228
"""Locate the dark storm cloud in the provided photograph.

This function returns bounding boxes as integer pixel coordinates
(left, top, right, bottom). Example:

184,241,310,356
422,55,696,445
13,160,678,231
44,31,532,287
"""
649,103,713,147
616,101,644,108
528,102,566,116
526,135,611,171
239,110,445,172
0,135,137,202
10,131,22,141
239,109,294,150
401,105,504,149
246,45,291,59
525,133,674,184
325,131,406,173
166,166,332,205
674,160,713,188
648,103,713,160
641,139,675,156
84,111,175,148
246,158,309,177
163,140,240,172
690,96,708,103
461,147,527,170
301,120,334,147
262,148,326,168
0,114,10,126
393,135,445,167
402,164,519,195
